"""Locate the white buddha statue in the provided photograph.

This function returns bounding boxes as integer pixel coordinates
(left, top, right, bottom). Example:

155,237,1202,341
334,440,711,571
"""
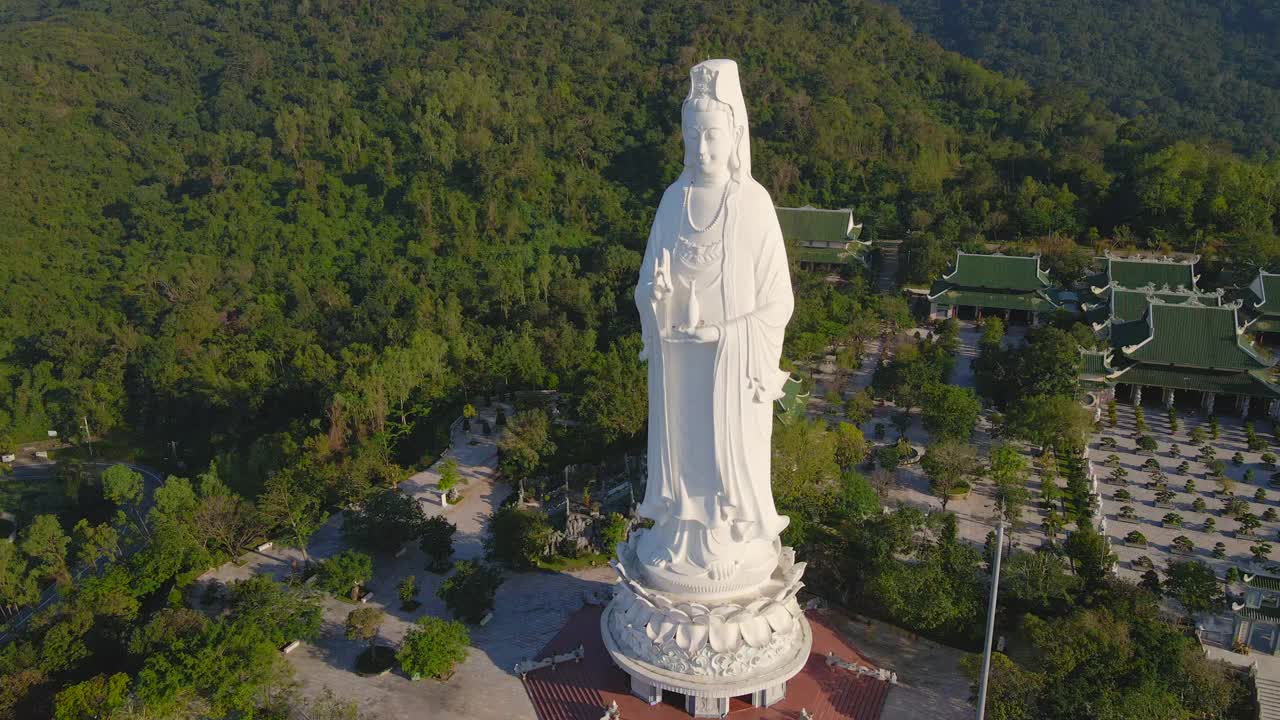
633,59,794,598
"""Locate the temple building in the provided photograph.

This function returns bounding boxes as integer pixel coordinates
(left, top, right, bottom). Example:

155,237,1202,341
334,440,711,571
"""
1086,253,1200,292
1079,293,1280,417
1231,569,1280,656
1243,270,1280,341
775,205,868,272
927,251,1061,323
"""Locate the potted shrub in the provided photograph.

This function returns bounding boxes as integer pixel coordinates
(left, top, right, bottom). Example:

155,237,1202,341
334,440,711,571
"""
1233,451,1246,466
1252,543,1274,563
1136,436,1158,454
1204,517,1216,533
1247,469,1257,484
1142,458,1161,471
1190,427,1207,444
1161,512,1184,528
1209,458,1227,475
1119,505,1138,522
1154,489,1176,508
1184,478,1197,494
1110,467,1130,484
1213,542,1227,559
1133,555,1154,570
1114,489,1132,501
1125,530,1148,547
1263,452,1277,468
1171,535,1195,554
1177,461,1191,474
1192,497,1207,513
1266,508,1279,522
1239,513,1263,538
1257,488,1268,502
1101,437,1118,450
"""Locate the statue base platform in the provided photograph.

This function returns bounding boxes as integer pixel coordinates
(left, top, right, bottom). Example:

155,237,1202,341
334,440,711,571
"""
596,532,813,716
602,602,810,717
522,604,892,720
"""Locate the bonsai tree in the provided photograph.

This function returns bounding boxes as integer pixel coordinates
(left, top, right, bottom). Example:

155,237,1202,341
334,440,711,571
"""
1141,458,1161,471
1110,467,1130,484
1101,436,1118,450
1209,458,1226,476
1192,497,1207,513
1233,451,1246,466
1133,555,1154,570
1119,505,1138,521
1140,568,1163,596
1167,407,1179,433
1218,475,1237,496
1149,470,1168,485
1172,535,1195,554
399,575,420,611
1201,445,1218,463
1105,454,1122,468
1209,415,1220,439
1107,399,1118,427
1184,478,1197,494
1134,407,1147,433
1177,461,1191,474
1190,427,1207,445
1263,452,1277,467
420,515,458,572
1204,517,1217,533
1213,542,1228,559
1170,444,1183,459
1162,512,1184,528
1114,489,1132,501
1125,530,1148,546
1247,469,1257,484
1155,489,1176,506
1266,508,1279,522
1252,543,1274,563
1240,513,1263,537
1257,488,1268,502
1224,496,1250,518
1136,435,1158,453
398,616,470,680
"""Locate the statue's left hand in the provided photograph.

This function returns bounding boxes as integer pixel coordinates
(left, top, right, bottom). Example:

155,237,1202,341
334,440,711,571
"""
668,324,721,343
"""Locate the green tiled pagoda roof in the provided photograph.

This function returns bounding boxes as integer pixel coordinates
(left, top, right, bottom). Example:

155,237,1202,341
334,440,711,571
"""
1111,365,1280,398
1234,606,1280,622
1105,257,1197,290
1110,319,1150,349
776,206,860,245
940,253,1050,292
929,289,1058,312
1248,272,1280,317
1080,350,1110,375
1245,573,1280,592
1109,287,1220,323
1122,303,1270,371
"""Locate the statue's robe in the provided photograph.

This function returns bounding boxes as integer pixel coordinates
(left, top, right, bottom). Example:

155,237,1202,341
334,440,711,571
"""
635,177,793,549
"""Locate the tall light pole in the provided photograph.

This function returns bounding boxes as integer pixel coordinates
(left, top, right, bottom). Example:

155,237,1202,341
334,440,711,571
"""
976,521,1007,720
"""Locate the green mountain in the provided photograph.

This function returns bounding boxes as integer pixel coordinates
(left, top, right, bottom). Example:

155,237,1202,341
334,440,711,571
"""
882,0,1280,153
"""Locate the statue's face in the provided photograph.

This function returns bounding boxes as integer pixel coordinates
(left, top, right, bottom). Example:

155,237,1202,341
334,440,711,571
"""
684,109,735,179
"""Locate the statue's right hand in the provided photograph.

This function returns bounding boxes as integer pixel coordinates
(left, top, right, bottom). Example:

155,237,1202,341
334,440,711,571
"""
651,271,672,302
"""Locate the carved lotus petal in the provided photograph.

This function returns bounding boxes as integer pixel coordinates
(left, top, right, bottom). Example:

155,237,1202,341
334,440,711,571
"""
745,597,770,614
666,607,691,625
773,580,803,603
709,615,742,653
649,617,677,644
710,604,741,618
651,593,674,610
623,594,655,627
676,616,710,654
785,561,807,582
687,603,710,618
762,602,794,633
739,614,773,648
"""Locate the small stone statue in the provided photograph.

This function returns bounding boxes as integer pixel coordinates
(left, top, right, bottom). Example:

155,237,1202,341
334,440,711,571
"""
599,700,621,720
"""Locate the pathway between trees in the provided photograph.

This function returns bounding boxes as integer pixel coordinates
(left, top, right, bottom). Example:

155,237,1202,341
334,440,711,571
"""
196,403,615,720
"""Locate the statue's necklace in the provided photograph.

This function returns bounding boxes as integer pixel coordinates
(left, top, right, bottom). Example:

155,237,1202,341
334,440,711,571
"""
683,178,730,233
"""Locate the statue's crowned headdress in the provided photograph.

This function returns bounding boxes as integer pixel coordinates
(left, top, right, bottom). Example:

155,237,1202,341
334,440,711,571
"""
681,59,752,181
690,65,718,100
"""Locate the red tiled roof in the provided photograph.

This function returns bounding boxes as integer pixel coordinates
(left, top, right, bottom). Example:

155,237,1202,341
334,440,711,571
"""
523,607,890,720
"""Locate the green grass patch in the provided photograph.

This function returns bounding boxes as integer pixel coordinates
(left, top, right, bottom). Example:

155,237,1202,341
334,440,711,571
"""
536,552,610,572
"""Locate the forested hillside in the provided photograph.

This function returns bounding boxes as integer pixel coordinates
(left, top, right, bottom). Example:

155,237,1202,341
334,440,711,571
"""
2,0,1277,461
883,0,1280,153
